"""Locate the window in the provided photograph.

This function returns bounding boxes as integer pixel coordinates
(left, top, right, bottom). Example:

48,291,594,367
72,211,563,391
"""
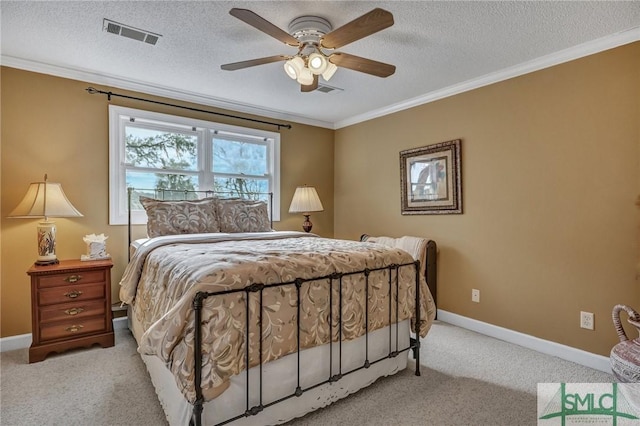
109,105,280,224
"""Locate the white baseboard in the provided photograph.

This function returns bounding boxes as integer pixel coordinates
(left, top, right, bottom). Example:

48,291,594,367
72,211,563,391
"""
437,309,612,374
113,316,128,330
0,317,129,352
0,333,32,352
0,312,613,374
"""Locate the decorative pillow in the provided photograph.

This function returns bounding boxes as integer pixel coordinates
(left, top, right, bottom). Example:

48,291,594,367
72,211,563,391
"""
216,199,271,233
139,196,221,237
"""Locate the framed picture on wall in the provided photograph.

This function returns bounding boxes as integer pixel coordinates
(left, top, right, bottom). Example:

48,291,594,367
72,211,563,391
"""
400,139,462,215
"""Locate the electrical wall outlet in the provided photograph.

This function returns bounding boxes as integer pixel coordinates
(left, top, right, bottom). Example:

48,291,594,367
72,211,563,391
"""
580,311,594,330
471,289,480,303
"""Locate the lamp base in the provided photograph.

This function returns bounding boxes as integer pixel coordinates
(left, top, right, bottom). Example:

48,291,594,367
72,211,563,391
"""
37,220,57,265
35,259,60,266
302,214,313,233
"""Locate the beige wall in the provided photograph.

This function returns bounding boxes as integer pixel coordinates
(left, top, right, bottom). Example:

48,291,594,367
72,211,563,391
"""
3,43,639,357
0,67,334,337
335,42,640,356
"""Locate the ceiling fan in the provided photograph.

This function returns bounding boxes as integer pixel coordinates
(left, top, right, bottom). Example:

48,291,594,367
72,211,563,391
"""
220,8,396,92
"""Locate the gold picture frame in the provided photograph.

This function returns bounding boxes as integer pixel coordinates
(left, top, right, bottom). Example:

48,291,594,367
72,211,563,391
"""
400,139,462,215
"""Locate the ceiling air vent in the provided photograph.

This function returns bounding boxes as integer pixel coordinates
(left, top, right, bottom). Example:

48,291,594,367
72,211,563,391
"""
103,19,162,45
317,84,343,94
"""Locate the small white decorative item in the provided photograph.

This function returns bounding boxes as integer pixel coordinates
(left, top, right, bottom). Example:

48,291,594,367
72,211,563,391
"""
81,233,111,261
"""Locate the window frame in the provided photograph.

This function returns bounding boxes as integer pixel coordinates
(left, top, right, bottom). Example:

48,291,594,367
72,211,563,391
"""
108,105,281,225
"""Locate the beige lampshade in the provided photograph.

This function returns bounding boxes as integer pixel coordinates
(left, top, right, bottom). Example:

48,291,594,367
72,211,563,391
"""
288,186,324,214
9,176,83,265
9,181,83,219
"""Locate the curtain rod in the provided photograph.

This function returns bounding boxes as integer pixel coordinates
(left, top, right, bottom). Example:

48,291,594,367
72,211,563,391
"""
85,87,292,130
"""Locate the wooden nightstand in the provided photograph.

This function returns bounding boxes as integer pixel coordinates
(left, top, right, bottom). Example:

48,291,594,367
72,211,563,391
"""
27,259,114,363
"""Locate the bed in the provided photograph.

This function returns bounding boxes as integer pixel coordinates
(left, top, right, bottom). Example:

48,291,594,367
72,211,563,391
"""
119,189,437,426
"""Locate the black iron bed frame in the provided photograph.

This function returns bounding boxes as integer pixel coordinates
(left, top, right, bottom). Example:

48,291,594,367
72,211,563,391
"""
190,261,422,426
126,188,437,426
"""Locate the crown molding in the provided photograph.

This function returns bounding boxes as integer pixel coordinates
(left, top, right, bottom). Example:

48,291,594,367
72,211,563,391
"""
0,56,335,130
334,26,640,129
3,25,639,131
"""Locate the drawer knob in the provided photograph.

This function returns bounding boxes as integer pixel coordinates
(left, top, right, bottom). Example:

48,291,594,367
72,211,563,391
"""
64,275,82,283
64,307,84,316
64,290,83,299
65,325,84,333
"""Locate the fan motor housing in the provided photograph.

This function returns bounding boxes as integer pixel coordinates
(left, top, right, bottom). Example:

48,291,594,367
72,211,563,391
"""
288,16,332,45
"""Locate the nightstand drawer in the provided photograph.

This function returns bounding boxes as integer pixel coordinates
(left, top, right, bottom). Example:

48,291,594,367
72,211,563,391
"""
40,317,107,342
39,300,106,323
38,269,106,288
38,283,106,306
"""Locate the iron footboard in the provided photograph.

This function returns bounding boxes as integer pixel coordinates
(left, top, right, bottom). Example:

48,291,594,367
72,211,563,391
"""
189,260,422,426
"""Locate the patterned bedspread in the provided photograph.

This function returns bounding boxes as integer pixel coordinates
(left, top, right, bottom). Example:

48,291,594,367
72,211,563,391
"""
119,231,435,403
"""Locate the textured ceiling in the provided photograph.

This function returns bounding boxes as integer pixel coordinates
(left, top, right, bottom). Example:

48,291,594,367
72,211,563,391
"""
2,1,640,129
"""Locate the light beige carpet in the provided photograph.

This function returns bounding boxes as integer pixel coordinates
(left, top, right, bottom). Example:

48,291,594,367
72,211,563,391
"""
0,321,612,425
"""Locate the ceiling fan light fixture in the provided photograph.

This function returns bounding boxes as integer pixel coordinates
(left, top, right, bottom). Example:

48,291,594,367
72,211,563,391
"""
284,56,304,80
223,8,396,91
321,62,338,81
296,67,314,85
308,52,328,74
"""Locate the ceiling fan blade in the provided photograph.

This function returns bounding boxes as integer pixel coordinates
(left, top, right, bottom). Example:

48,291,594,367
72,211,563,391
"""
221,55,290,71
301,75,319,92
229,8,300,47
329,52,396,77
320,8,394,50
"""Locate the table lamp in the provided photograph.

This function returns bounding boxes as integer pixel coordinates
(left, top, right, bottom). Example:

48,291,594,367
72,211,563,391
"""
288,185,324,232
9,174,83,265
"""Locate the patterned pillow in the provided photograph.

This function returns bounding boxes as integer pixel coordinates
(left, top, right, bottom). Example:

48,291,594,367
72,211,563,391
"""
139,196,221,237
216,199,271,233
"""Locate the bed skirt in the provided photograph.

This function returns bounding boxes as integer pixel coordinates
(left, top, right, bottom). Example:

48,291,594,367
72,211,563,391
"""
131,312,410,426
